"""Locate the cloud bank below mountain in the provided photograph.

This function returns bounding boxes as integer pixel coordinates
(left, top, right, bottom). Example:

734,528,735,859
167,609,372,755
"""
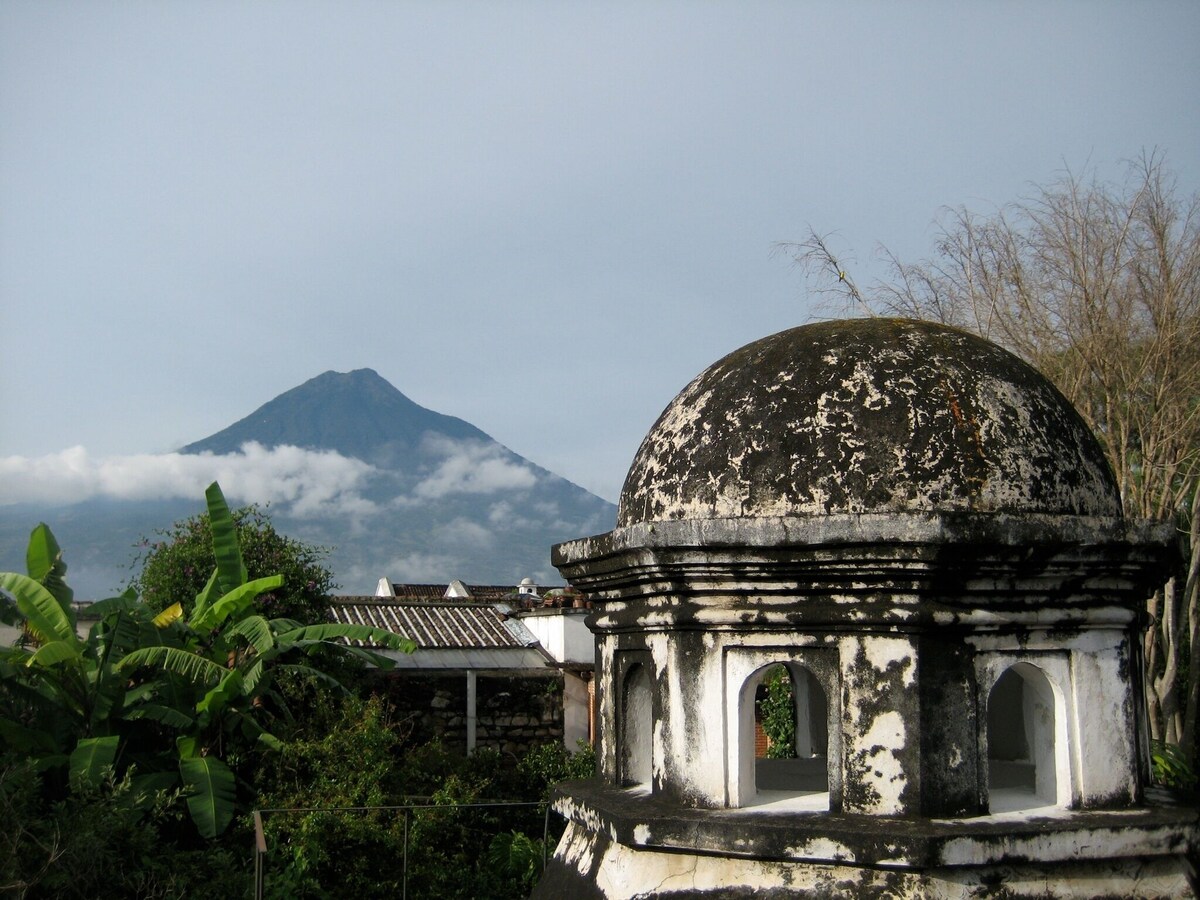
0,439,543,518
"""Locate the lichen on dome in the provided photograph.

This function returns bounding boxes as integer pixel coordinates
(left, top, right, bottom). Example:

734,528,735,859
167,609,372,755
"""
617,318,1121,526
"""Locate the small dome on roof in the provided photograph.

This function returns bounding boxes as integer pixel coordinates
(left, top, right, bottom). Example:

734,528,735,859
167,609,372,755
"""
618,319,1120,526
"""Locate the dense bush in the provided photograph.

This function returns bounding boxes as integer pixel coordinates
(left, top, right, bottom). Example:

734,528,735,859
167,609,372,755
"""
254,715,596,899
0,757,249,900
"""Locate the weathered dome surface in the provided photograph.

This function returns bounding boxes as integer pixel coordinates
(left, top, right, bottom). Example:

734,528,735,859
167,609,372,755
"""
617,319,1121,526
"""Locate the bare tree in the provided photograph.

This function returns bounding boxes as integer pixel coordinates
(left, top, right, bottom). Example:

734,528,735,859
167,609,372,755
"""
779,153,1200,760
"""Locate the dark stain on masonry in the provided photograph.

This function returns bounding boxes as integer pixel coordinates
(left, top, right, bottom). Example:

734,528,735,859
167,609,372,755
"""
618,318,1121,527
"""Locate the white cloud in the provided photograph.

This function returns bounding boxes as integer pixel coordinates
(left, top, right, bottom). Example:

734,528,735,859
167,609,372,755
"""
0,442,378,518
487,500,535,529
384,551,462,583
432,517,495,549
412,436,537,500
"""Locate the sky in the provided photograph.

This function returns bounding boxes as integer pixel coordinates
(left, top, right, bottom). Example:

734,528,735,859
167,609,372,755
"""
2,1,1198,508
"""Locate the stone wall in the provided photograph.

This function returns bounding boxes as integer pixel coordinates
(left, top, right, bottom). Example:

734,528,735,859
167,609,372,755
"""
382,672,565,758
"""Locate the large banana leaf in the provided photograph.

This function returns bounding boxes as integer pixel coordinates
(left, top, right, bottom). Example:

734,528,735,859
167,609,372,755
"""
118,646,225,687
69,735,119,792
189,576,283,635
190,569,220,627
124,703,196,730
226,615,274,654
87,588,139,619
152,602,183,628
276,623,415,653
99,610,142,661
25,523,74,622
0,718,59,755
205,482,246,596
196,668,244,716
226,709,283,751
26,639,81,668
179,755,236,839
0,572,80,647
88,661,128,729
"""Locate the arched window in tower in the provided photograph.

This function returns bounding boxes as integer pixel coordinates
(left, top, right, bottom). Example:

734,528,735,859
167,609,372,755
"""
987,662,1066,812
621,663,652,788
739,663,829,810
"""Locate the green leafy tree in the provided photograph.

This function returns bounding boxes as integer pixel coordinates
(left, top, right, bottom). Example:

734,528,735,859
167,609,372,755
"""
517,739,596,802
254,695,406,898
133,503,335,625
759,666,795,760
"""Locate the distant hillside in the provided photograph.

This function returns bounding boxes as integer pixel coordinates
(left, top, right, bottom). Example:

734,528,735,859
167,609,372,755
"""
0,370,616,598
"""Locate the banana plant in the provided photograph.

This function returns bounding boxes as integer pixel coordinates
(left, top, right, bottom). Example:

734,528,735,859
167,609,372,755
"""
0,525,171,794
2,482,415,839
115,482,414,837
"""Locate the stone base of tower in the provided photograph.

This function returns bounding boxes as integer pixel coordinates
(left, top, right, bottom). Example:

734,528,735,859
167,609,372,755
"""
532,782,1199,900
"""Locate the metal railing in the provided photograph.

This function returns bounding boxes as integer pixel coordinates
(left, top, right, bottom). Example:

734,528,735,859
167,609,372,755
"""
252,800,553,900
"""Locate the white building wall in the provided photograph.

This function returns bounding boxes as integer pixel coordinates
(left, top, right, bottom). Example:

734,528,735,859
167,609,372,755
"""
519,611,593,665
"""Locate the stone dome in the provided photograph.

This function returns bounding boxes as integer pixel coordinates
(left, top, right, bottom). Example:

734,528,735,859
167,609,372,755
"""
617,319,1121,526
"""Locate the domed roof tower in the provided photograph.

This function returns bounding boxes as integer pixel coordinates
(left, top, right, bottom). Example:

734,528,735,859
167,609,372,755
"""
619,319,1119,524
535,319,1196,899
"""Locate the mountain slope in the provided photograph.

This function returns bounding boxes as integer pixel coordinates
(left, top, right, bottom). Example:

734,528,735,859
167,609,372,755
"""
1,371,616,598
181,368,489,467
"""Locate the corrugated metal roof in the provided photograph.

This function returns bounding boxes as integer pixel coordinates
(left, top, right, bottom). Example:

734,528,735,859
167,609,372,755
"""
331,599,533,650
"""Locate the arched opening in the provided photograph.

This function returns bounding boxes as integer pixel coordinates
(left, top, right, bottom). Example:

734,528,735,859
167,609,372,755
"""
620,663,652,788
740,663,829,810
987,662,1063,812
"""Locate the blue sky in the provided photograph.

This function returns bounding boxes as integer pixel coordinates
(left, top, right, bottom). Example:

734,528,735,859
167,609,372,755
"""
3,1,1198,505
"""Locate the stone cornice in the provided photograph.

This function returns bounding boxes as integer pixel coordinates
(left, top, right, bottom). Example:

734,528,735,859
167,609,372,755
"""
552,513,1176,629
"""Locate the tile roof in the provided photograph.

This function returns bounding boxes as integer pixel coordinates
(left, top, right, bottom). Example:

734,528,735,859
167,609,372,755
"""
331,598,535,650
331,598,554,672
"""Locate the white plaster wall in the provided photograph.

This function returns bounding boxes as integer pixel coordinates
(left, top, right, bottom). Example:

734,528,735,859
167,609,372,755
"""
544,820,1196,900
598,637,618,782
520,612,595,665
654,632,728,803
839,634,916,816
1068,634,1138,806
561,614,595,663
1015,663,1059,805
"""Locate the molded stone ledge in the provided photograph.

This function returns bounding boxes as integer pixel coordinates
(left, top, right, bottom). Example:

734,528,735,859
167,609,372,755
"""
553,513,1173,565
550,780,1200,870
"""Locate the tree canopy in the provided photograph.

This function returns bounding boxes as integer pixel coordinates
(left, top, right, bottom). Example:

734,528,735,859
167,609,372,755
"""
132,504,335,625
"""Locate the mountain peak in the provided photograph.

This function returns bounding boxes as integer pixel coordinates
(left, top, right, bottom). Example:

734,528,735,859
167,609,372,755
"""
180,369,490,465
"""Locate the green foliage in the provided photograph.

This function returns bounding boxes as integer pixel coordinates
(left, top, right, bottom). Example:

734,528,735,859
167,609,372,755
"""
1151,739,1198,791
133,503,336,625
517,739,597,801
759,666,795,759
1,482,412,844
486,829,545,892
0,755,249,899
255,695,405,898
